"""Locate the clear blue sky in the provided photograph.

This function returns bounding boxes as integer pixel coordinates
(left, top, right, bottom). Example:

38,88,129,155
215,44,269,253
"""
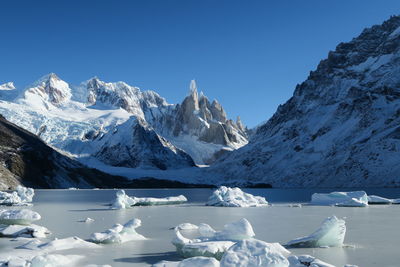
1,0,399,127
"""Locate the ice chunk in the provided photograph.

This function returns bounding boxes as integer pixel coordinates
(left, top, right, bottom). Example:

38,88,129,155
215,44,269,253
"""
0,209,41,225
220,239,290,267
153,256,220,267
30,254,84,267
214,218,255,241
80,217,95,223
21,236,100,251
336,198,368,207
311,191,368,207
367,195,393,204
0,224,50,238
0,186,34,206
206,186,268,207
111,189,187,209
2,254,84,267
288,255,335,267
181,241,235,259
172,218,255,259
89,218,145,244
176,223,199,230
392,199,400,204
286,216,346,248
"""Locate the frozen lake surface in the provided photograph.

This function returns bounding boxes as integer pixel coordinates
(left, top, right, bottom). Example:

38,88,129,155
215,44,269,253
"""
1,188,400,266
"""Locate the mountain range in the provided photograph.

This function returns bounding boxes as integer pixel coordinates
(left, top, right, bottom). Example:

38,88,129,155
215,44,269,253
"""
1,15,400,188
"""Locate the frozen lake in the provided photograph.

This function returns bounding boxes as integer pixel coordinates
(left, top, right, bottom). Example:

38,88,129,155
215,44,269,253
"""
1,188,400,266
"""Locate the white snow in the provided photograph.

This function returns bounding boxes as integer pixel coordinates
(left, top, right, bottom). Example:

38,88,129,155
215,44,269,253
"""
0,82,16,91
0,224,50,238
172,218,255,259
206,186,268,207
89,218,145,244
220,239,290,267
0,209,41,225
311,191,368,207
392,199,400,204
286,216,346,248
288,255,335,267
111,189,187,209
153,256,220,267
181,241,235,259
21,236,100,251
83,217,95,223
1,254,84,267
367,195,393,204
176,223,199,230
0,186,35,206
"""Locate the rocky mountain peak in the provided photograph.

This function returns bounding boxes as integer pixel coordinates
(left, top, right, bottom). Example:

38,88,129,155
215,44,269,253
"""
23,73,72,106
0,82,16,91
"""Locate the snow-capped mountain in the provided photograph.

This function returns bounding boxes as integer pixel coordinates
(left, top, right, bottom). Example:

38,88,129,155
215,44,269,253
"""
209,15,400,187
0,114,132,189
0,82,15,91
0,74,247,172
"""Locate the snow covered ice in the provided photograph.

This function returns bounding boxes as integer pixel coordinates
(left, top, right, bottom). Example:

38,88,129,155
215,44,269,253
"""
367,195,393,204
220,239,290,267
153,256,220,267
1,254,84,267
89,218,145,244
0,186,34,206
172,218,255,259
0,209,41,225
286,216,346,248
287,255,335,267
111,189,187,209
311,191,368,207
206,186,268,207
0,224,50,238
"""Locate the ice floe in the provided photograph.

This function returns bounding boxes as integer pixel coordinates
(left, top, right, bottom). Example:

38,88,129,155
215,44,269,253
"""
1,237,100,266
288,255,335,267
220,239,290,267
0,186,34,206
206,186,268,207
311,191,368,207
20,236,100,251
172,218,255,259
367,195,393,204
286,216,346,248
80,217,95,223
111,189,187,209
176,223,199,230
392,199,400,204
0,254,84,267
0,224,50,238
89,218,145,244
0,209,41,225
153,256,220,267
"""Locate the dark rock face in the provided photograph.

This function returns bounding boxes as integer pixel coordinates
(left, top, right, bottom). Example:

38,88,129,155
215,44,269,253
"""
0,115,130,189
210,15,400,187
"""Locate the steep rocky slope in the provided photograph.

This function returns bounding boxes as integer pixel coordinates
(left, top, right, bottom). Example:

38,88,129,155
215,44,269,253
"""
210,15,400,187
0,115,138,189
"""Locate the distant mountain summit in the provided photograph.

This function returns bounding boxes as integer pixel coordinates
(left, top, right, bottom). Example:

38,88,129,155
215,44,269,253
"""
210,15,400,187
0,76,247,172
